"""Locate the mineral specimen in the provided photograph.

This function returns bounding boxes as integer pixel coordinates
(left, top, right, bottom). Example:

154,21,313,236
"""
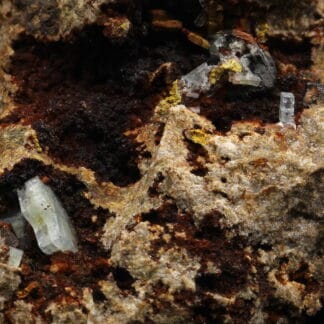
180,62,213,98
0,0,323,322
17,177,78,255
279,92,296,127
8,247,23,268
229,56,262,87
209,31,277,89
180,30,276,98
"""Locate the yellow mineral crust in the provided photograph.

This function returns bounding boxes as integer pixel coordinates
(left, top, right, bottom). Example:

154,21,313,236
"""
156,80,182,114
209,59,243,85
255,23,270,43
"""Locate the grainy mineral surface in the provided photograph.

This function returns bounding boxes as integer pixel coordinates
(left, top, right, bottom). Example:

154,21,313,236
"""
0,1,323,323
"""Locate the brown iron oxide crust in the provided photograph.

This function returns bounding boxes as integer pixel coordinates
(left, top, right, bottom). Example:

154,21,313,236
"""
2,26,208,185
2,26,313,182
130,203,252,322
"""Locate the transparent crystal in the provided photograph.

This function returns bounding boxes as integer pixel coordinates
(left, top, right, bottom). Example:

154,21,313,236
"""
209,31,276,89
279,92,295,126
180,63,213,98
228,56,260,86
17,177,78,255
229,72,261,86
8,246,23,267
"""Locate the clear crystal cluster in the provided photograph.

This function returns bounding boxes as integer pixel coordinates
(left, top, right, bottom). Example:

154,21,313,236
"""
180,63,213,98
279,92,296,127
209,31,276,89
180,31,277,99
17,176,78,255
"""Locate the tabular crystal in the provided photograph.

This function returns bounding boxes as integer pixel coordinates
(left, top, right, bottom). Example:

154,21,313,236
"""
180,63,213,98
279,92,295,126
17,176,78,255
8,246,23,267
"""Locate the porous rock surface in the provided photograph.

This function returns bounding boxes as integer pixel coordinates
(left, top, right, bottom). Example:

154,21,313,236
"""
0,0,323,323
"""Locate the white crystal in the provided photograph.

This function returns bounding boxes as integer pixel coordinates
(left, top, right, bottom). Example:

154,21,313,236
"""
8,246,23,267
229,56,261,87
180,63,213,98
209,32,276,89
17,177,78,255
229,71,261,87
279,92,295,126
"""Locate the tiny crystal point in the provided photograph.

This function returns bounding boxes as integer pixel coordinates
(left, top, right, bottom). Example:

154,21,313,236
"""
279,92,296,127
8,246,23,267
17,176,78,255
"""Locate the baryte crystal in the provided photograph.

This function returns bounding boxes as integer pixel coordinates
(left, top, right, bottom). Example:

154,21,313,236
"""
229,72,261,87
209,31,276,89
180,63,213,98
279,92,296,127
228,56,261,86
229,60,262,87
180,31,277,98
8,246,23,267
17,176,78,255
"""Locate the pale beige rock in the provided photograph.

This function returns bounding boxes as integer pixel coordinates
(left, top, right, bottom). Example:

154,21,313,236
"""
46,301,87,324
0,64,322,324
0,264,21,311
7,301,43,324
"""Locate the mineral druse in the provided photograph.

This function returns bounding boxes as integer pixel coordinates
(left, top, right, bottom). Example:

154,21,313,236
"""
17,177,78,255
279,92,296,127
209,31,276,89
180,30,277,99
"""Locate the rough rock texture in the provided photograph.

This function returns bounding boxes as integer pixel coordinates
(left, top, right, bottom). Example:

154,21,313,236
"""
0,0,323,323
